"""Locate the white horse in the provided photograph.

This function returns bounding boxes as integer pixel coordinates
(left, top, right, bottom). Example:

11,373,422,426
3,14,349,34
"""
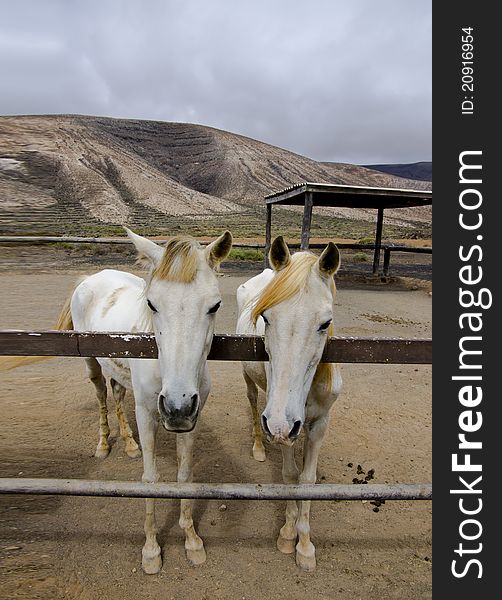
11,229,232,574
236,236,342,571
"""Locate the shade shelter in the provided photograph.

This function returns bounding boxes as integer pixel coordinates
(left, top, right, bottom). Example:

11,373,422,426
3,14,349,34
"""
264,182,432,273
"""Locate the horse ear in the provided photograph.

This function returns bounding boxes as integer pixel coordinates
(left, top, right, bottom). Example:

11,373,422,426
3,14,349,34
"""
269,236,291,271
318,242,340,278
205,231,233,268
124,227,164,267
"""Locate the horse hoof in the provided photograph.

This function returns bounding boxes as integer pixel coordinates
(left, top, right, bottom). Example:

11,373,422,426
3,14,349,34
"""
142,549,162,574
126,445,142,459
186,545,206,566
252,444,266,462
296,549,316,572
95,446,110,459
276,534,296,554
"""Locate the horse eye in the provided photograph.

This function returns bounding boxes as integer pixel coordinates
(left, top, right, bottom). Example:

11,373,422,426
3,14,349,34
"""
319,319,332,331
261,314,269,325
208,301,221,314
147,299,158,313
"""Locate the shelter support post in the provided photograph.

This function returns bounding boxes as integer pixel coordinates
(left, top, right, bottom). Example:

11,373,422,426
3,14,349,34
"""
372,207,384,274
300,192,314,250
265,203,272,267
383,247,391,276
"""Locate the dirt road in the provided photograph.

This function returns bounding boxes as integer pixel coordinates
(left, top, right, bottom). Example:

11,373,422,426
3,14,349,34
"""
0,262,432,600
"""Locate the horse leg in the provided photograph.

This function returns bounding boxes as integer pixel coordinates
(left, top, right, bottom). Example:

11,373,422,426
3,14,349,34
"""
85,358,110,458
276,444,299,554
176,431,206,565
243,370,266,461
136,404,161,574
110,378,141,458
295,419,328,572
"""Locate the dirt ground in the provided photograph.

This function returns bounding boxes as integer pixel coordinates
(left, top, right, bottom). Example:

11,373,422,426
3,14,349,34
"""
0,257,432,600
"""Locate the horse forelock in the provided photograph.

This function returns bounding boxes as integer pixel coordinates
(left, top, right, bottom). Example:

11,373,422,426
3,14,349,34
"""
153,237,201,283
251,252,336,324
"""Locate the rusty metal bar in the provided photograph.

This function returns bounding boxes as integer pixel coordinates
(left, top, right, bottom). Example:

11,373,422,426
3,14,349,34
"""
0,331,432,364
0,236,260,249
0,235,133,245
383,245,433,276
0,236,379,250
0,478,432,501
384,245,432,253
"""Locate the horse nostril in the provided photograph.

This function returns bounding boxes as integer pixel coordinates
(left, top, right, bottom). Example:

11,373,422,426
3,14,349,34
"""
289,420,302,439
189,394,198,417
261,415,271,436
158,394,173,419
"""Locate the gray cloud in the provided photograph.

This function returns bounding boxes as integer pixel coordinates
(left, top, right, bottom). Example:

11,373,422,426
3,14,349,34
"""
0,0,431,164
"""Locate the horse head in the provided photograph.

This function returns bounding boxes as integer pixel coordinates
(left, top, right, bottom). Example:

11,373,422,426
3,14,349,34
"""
126,228,232,432
252,236,340,444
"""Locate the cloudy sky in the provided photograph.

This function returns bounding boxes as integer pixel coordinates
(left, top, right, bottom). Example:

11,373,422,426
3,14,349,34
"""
0,0,431,165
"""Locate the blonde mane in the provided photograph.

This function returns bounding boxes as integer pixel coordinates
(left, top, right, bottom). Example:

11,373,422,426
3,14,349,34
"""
153,237,201,283
251,252,336,323
251,251,337,391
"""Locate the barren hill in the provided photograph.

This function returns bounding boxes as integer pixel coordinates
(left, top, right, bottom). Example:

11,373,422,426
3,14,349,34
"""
0,115,431,237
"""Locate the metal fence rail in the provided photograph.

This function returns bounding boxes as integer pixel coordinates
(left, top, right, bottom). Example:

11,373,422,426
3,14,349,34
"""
0,235,381,251
383,245,432,277
0,478,432,501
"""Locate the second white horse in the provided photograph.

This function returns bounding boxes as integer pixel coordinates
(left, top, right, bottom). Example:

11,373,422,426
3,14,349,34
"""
236,235,342,571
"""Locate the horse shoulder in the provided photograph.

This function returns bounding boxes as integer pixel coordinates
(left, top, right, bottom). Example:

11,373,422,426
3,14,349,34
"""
72,269,147,332
76,269,145,299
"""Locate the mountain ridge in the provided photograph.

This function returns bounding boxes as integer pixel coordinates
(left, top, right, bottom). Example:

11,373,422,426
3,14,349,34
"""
362,161,432,182
0,114,432,236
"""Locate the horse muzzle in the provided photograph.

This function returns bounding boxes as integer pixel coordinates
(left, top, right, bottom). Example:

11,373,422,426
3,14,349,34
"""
158,393,200,433
261,414,303,445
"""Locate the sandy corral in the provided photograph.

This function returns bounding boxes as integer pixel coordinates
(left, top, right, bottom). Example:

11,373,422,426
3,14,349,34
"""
0,262,432,600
